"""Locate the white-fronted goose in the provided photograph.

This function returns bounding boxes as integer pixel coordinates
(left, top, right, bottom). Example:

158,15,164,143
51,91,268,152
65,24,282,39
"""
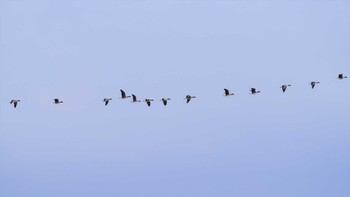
250,88,261,94
161,98,171,106
224,89,234,96
103,98,112,106
120,89,131,99
10,99,20,108
53,99,63,104
310,81,320,89
281,84,291,93
144,98,154,107
185,95,196,103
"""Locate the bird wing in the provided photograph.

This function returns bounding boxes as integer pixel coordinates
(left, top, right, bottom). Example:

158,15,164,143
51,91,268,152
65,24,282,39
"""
163,100,167,106
186,98,191,103
54,99,59,103
224,89,229,95
132,94,137,102
146,101,151,106
10,100,13,104
120,89,126,98
14,102,17,108
105,100,109,105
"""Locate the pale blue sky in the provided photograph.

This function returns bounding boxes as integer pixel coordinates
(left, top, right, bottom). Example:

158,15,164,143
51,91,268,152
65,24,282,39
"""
1,0,350,196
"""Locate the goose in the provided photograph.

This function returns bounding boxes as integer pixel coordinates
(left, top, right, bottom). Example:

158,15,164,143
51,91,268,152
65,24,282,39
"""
120,89,131,99
103,98,112,106
337,74,347,80
10,99,20,108
310,81,320,89
224,89,234,96
250,88,261,94
53,98,63,104
281,84,291,93
131,94,141,103
185,95,196,103
144,98,154,107
161,98,171,106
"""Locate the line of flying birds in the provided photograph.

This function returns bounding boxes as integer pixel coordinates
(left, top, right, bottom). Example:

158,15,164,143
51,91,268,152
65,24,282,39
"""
8,74,348,108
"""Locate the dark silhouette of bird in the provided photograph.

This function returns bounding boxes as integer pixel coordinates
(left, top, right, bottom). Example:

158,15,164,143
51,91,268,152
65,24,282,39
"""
103,98,112,106
281,84,291,93
131,94,141,103
10,99,20,108
144,98,154,107
185,95,196,103
161,98,171,106
120,89,131,99
337,74,347,80
53,99,63,104
224,89,234,96
310,81,320,89
250,88,261,94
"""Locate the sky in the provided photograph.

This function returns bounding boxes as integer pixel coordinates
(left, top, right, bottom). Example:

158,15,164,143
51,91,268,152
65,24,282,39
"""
1,0,350,196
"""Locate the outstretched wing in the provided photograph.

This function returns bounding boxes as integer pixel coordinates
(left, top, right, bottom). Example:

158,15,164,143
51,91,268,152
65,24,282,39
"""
163,100,167,106
120,89,126,98
132,94,137,102
224,89,229,95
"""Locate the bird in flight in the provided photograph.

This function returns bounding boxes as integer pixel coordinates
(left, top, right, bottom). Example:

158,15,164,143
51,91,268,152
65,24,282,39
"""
53,99,63,104
310,81,320,89
224,89,234,96
103,98,112,106
281,84,291,93
10,99,20,108
144,98,154,107
131,94,141,103
161,98,171,106
120,89,131,99
185,95,196,103
337,74,347,80
250,88,261,94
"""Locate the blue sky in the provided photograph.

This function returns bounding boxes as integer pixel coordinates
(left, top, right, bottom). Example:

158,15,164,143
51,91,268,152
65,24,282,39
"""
1,0,350,196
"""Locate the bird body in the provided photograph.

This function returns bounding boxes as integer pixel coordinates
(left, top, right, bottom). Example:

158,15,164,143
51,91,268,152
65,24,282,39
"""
250,88,261,94
144,98,154,107
310,81,320,89
224,89,234,96
281,84,291,93
131,94,141,103
185,95,196,103
53,99,63,104
161,98,171,106
338,74,347,80
103,98,112,106
120,89,131,99
10,99,20,108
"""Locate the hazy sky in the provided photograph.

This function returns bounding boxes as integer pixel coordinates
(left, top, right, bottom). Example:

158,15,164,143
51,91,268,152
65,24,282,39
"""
1,0,350,196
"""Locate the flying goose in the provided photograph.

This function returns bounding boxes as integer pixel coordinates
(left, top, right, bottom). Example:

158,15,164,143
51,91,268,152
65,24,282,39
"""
10,99,20,108
53,99,63,104
185,95,196,103
224,89,234,96
250,88,261,94
120,89,131,99
103,98,112,106
281,84,291,93
144,98,154,107
337,74,347,80
131,94,141,103
310,81,320,89
161,98,171,106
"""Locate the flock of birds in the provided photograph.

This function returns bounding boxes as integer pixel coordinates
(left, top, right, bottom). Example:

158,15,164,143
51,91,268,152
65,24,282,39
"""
8,74,348,108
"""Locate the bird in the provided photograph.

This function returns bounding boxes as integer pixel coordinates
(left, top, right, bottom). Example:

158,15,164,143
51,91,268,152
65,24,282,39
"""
185,95,196,103
144,98,154,107
53,99,63,104
131,94,141,103
224,89,234,96
250,88,261,94
103,98,112,106
10,99,20,108
337,74,347,80
120,89,131,99
161,98,171,106
310,81,320,89
281,84,291,93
